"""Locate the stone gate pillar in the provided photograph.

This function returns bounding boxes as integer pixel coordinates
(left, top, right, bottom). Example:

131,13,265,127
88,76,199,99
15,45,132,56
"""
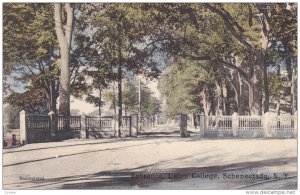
232,112,238,137
199,113,205,137
80,113,87,139
19,110,27,145
263,112,270,138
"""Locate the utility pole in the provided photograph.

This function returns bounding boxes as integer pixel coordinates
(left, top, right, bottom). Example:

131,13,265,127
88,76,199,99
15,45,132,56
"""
99,87,102,130
138,78,141,135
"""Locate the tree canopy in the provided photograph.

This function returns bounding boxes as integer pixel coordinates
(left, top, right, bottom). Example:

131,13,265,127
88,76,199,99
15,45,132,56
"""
3,3,297,119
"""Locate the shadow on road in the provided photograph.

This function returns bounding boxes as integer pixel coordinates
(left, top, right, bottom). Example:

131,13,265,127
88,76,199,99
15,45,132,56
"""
6,157,297,190
3,141,169,167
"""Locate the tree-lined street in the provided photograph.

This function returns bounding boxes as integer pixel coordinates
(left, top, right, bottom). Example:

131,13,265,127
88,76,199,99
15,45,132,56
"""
2,3,297,191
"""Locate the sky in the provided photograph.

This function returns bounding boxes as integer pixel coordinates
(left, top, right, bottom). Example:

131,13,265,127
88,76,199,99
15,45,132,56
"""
70,75,162,115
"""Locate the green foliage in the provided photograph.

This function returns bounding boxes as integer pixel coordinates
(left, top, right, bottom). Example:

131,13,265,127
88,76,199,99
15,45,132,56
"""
3,105,22,129
123,82,138,114
3,3,59,112
3,4,57,72
140,86,161,117
4,88,48,114
80,3,162,78
268,73,283,101
103,79,160,117
3,3,297,116
103,87,118,113
269,3,297,55
159,58,215,117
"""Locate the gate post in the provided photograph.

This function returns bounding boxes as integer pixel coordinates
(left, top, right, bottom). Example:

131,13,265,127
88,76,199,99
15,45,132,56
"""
199,113,205,137
180,113,188,137
232,112,238,137
19,110,27,145
80,113,87,139
129,115,132,137
48,111,55,139
180,113,183,137
136,114,139,137
263,112,270,138
113,114,119,137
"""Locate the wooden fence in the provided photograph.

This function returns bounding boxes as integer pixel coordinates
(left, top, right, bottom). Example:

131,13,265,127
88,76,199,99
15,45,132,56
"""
26,114,51,143
205,115,233,136
55,115,81,139
86,116,114,138
196,112,297,138
85,115,133,138
57,116,81,131
86,116,113,130
18,110,136,144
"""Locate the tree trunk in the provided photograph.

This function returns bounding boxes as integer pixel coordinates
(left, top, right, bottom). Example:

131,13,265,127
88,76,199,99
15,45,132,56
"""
200,86,211,116
117,39,122,138
262,52,269,113
275,64,281,115
49,78,58,114
249,65,262,115
258,6,270,114
201,91,210,116
237,73,246,115
291,57,297,114
221,79,228,115
286,47,297,114
98,88,102,116
215,81,223,115
54,3,74,134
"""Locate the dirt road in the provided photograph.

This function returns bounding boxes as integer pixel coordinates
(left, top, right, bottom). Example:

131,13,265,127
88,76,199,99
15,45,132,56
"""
3,128,297,190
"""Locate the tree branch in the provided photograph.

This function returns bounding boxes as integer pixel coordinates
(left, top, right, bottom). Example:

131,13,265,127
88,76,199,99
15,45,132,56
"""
219,6,246,33
204,3,258,56
181,53,249,81
216,60,249,81
145,37,170,49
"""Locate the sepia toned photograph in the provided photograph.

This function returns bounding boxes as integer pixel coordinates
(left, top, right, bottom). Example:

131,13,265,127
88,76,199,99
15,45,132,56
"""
2,2,297,191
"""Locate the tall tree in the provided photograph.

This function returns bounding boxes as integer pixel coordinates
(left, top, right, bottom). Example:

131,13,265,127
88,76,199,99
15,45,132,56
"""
268,3,297,113
150,3,294,115
81,3,162,136
3,3,59,113
54,3,74,118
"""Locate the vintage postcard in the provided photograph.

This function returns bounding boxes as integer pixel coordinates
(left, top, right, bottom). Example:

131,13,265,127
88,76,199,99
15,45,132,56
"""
2,2,297,192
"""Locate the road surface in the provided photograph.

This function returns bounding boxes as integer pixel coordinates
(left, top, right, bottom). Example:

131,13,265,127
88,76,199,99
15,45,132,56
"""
3,125,297,190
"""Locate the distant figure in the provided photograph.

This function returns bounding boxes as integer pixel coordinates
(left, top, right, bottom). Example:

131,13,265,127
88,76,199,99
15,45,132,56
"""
194,115,198,129
3,140,7,148
12,134,17,146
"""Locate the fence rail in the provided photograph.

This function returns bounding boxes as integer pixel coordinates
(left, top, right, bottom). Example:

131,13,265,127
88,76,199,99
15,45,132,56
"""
85,115,133,137
186,112,297,138
57,115,81,132
86,116,113,130
269,114,295,137
206,116,232,132
26,115,50,143
17,110,136,145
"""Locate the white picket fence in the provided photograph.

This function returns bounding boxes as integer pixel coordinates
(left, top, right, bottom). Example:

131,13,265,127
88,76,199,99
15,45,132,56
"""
199,112,297,138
